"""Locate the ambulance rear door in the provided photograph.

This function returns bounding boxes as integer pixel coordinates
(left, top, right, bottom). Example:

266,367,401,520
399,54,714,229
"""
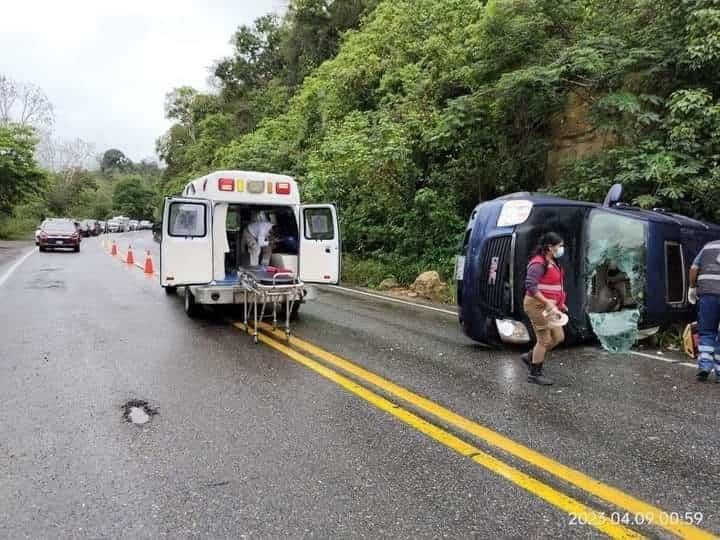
161,197,213,287
299,204,340,284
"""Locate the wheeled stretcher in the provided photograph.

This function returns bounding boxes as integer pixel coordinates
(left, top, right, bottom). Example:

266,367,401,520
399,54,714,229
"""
238,266,304,343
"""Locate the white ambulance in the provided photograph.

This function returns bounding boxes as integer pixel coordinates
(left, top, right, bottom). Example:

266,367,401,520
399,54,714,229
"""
160,170,340,319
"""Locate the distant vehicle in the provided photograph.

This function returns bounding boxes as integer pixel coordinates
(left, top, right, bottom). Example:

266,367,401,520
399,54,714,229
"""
128,220,139,231
139,220,153,230
79,219,99,237
38,219,81,252
112,216,130,232
98,221,107,233
152,222,161,242
107,220,121,233
35,220,47,245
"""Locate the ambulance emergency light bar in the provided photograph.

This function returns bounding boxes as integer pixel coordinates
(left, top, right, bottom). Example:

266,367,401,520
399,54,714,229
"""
216,178,292,195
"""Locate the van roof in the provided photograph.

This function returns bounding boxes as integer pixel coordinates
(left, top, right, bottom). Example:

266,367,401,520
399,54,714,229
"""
182,170,300,204
489,192,720,231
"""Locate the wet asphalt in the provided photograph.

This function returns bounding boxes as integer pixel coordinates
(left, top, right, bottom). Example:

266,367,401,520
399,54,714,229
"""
1,232,718,539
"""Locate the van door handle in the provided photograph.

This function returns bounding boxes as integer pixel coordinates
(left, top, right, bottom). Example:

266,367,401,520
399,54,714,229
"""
325,247,331,253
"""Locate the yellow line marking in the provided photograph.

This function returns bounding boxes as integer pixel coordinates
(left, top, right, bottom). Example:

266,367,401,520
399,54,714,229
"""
248,326,643,539
253,322,715,540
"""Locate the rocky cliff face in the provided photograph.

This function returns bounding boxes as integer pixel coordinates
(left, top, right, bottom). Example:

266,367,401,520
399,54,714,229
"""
545,92,614,184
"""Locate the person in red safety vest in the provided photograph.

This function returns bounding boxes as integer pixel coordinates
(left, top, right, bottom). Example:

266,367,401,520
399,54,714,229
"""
520,232,567,385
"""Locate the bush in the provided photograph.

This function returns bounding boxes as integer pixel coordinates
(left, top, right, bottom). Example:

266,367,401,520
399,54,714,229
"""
0,216,36,240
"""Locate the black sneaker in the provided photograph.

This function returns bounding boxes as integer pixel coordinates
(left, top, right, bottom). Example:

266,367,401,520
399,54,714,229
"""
697,370,710,382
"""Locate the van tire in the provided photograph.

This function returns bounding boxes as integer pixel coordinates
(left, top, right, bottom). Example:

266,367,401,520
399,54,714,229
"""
184,289,201,318
165,286,177,295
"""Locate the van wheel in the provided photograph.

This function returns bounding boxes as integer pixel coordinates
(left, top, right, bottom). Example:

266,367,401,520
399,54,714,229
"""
165,286,177,295
184,289,201,318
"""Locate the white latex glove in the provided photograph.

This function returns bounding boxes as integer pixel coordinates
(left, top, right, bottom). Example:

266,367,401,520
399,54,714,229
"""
688,287,698,304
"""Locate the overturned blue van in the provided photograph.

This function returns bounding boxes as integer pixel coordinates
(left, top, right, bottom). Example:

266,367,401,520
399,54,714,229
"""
456,185,720,348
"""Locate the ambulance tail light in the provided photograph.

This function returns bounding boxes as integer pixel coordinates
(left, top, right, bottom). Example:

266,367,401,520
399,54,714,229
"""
276,182,291,195
218,178,234,191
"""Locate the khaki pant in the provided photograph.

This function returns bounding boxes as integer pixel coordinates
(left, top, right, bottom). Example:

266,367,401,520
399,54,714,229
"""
524,296,565,350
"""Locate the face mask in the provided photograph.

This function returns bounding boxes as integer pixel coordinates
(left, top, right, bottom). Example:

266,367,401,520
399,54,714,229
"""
554,246,565,258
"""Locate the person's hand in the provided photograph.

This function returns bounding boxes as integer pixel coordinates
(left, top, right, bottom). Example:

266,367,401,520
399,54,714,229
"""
688,287,698,305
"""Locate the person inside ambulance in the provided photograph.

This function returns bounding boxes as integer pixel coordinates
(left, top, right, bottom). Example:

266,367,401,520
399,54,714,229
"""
241,211,274,267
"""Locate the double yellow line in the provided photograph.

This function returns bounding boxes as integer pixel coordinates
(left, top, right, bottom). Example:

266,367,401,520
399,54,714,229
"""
235,322,716,539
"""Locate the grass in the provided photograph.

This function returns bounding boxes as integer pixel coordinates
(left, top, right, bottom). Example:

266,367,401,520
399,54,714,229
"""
0,217,36,241
341,253,456,304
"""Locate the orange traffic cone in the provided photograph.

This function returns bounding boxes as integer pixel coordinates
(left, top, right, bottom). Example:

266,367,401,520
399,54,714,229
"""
144,250,154,275
111,241,117,256
126,245,135,265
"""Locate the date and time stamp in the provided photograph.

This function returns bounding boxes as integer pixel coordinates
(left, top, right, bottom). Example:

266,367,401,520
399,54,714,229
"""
569,511,705,527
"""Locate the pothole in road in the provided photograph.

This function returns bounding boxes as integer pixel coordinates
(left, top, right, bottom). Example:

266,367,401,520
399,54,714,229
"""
121,400,158,425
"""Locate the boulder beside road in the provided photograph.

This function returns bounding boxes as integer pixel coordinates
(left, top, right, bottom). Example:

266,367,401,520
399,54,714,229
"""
411,270,449,302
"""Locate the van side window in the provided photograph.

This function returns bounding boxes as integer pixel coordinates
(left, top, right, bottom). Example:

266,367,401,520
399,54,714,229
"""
665,242,685,304
168,203,206,237
304,208,334,240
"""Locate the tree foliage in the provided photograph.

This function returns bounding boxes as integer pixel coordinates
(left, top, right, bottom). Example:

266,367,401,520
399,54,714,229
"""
154,0,720,282
0,124,44,215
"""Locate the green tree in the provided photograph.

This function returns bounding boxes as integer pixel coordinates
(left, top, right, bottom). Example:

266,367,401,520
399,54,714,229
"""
100,148,132,173
0,124,44,215
112,177,155,219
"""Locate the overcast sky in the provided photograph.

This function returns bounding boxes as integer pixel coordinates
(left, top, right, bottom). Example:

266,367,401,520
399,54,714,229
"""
0,0,285,162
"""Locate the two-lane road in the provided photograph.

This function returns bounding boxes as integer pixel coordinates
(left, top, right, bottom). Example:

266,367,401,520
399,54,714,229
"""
1,234,717,538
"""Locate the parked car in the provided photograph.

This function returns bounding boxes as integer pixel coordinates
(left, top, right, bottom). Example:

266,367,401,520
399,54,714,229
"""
107,220,121,233
152,221,162,242
139,220,153,230
79,219,99,236
98,221,107,233
128,220,139,231
38,219,81,252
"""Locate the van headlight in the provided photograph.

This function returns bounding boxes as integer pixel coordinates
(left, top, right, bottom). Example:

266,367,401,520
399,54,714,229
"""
497,200,533,227
495,319,530,344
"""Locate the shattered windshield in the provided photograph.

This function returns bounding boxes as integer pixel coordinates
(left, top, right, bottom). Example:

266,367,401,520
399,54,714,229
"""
586,210,647,352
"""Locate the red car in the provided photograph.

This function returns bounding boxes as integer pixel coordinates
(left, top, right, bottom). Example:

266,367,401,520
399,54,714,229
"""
38,219,81,252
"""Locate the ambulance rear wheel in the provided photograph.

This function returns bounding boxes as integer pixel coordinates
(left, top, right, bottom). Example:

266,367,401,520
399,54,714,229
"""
280,303,300,322
184,289,201,318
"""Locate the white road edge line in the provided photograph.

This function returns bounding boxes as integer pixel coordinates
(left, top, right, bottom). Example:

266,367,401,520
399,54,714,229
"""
328,285,458,316
0,248,36,288
330,286,699,369
626,349,696,369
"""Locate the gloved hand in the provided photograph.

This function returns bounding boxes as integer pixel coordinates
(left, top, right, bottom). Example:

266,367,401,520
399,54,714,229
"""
688,287,698,304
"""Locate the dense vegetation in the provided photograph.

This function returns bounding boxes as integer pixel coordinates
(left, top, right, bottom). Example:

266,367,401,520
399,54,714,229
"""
155,0,720,285
4,0,720,288
0,141,160,239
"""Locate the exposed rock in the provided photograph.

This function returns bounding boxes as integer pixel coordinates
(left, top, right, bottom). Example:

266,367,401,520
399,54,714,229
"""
411,271,448,301
378,277,399,291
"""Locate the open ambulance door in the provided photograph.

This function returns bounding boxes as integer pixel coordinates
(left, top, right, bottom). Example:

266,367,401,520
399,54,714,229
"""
160,197,213,288
299,204,340,284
